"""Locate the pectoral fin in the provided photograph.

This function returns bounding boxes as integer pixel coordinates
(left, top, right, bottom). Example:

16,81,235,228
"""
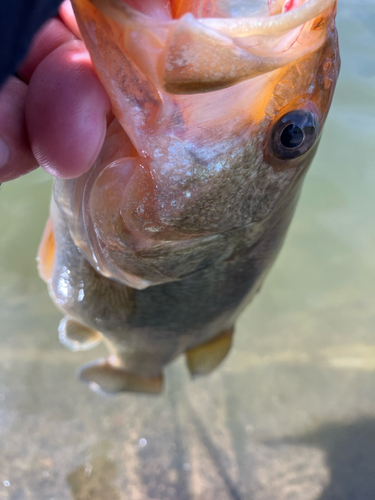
78,357,163,395
37,218,55,283
58,316,103,352
186,327,234,376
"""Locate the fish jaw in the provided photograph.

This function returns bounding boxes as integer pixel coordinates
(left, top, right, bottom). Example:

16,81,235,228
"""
57,0,339,286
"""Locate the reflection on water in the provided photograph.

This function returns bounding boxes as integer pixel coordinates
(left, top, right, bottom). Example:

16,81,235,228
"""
0,1,375,498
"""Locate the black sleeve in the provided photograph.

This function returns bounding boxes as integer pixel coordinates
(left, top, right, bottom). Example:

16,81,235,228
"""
0,0,63,86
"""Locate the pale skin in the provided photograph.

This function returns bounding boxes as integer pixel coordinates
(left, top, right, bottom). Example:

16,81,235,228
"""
0,0,111,182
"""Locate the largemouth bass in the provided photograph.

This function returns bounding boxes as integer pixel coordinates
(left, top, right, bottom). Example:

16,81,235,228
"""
38,0,340,394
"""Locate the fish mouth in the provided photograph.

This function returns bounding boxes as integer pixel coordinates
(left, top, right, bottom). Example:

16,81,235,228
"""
79,0,338,96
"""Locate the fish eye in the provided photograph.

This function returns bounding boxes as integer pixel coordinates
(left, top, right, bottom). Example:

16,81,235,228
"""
271,110,318,160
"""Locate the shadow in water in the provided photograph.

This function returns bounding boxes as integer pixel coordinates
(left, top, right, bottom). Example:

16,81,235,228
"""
271,417,375,500
188,405,243,500
67,455,120,500
167,386,193,500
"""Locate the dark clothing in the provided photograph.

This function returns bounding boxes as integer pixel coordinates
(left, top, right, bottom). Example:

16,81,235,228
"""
0,0,62,86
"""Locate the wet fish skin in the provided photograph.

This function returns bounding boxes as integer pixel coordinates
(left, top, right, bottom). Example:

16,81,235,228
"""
49,186,293,380
38,0,340,394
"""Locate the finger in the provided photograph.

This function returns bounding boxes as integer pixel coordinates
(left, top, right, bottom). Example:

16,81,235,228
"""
59,0,82,39
0,77,39,183
26,40,111,179
17,18,75,83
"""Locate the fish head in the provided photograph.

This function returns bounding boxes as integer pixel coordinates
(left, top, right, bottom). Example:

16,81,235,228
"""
57,0,339,286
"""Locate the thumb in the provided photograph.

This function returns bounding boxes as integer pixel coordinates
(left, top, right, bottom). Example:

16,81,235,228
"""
26,39,111,179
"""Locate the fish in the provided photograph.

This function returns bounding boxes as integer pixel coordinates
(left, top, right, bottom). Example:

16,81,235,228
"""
37,0,340,395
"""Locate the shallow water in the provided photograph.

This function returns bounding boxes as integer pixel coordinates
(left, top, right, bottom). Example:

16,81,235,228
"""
1,2,375,499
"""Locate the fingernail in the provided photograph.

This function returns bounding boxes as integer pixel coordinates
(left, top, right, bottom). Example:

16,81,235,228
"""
0,139,9,168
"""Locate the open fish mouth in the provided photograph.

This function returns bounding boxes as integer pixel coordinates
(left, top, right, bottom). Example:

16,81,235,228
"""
85,0,337,94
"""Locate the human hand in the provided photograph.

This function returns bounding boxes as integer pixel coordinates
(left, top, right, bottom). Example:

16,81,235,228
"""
0,0,111,182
